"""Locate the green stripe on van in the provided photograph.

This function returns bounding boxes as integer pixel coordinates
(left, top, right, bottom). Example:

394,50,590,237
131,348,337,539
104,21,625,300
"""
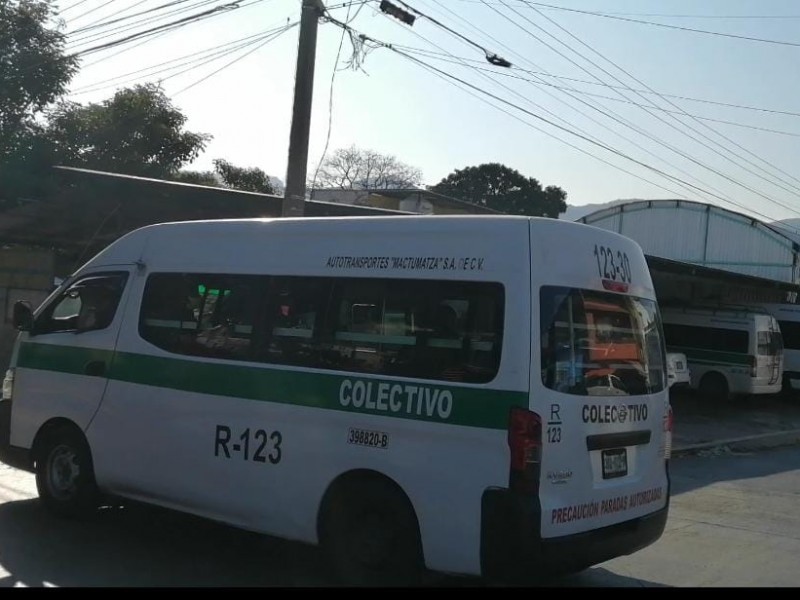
17,342,527,430
666,345,752,367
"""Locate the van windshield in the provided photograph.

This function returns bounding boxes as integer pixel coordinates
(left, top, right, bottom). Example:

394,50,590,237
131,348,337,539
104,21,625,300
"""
540,286,666,396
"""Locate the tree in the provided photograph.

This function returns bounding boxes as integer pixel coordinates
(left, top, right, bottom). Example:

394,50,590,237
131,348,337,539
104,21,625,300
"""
46,83,211,178
431,163,567,218
0,0,78,197
170,169,220,187
0,0,77,160
212,159,275,194
313,145,423,190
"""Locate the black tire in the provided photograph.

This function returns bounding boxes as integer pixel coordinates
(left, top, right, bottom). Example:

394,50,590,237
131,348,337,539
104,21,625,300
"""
35,426,99,519
321,477,424,587
699,372,729,403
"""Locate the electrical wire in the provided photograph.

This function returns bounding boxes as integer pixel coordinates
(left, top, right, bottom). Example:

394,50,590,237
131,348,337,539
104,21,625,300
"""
172,23,296,95
520,1,800,49
323,15,795,222
402,2,756,207
310,2,358,193
486,1,800,209
515,2,800,197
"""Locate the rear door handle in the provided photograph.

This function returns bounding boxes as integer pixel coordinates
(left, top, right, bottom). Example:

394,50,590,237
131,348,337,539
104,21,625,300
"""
84,360,106,377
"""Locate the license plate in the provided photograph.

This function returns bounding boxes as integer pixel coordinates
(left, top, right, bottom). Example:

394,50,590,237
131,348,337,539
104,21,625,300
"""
602,448,628,479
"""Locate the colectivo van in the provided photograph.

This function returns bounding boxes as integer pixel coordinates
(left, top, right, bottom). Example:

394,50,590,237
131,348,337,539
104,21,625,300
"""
0,216,671,584
745,303,800,394
660,304,783,402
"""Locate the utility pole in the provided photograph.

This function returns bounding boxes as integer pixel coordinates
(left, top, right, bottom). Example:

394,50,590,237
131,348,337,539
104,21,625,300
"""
282,0,325,218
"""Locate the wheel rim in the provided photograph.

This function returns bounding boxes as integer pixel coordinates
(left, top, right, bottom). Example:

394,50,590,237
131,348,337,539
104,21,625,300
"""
47,444,81,500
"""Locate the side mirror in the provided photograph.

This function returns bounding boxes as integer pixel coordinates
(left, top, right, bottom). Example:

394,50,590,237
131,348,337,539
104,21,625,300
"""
12,301,33,332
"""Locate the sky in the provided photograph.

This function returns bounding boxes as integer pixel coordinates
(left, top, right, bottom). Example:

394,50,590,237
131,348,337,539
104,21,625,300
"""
53,0,800,221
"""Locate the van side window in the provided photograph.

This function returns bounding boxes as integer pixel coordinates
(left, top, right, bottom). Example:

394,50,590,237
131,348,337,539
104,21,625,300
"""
140,273,262,360
778,320,800,350
139,273,504,383
316,279,504,384
260,277,334,368
662,323,748,353
35,273,128,335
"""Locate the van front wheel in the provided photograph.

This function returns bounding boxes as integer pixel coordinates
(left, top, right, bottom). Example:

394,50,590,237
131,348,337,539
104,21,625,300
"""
35,426,99,519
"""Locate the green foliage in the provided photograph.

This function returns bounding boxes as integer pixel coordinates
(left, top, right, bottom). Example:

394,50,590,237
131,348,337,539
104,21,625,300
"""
0,0,77,198
46,83,211,178
431,163,567,218
171,170,220,187
212,159,275,194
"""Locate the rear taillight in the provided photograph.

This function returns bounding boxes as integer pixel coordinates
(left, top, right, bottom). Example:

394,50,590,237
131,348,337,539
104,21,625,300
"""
749,355,757,377
2,369,13,401
508,407,542,495
663,405,673,460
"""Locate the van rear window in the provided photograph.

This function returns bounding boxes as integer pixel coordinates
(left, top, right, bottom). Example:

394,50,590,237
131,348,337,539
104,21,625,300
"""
540,286,665,396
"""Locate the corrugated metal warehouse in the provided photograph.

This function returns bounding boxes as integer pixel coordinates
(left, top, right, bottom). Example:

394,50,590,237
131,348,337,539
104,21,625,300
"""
578,200,800,305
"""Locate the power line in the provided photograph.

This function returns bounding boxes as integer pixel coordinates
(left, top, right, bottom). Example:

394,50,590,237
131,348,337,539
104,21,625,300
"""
323,16,793,223
449,0,800,19
66,0,119,24
515,2,800,199
71,28,284,94
389,44,800,119
520,1,800,49
66,0,228,48
398,48,800,138
71,1,244,58
69,0,190,36
76,0,276,71
406,2,749,206
393,0,511,66
173,23,296,95
71,24,294,97
311,2,361,193
58,0,93,15
418,2,788,206
489,1,800,210
422,0,800,210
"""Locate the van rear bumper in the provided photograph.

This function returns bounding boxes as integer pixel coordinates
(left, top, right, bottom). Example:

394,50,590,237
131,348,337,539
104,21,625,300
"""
480,486,669,582
0,400,31,471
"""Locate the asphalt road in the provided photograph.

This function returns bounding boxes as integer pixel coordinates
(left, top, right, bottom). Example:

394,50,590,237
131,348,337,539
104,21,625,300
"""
1,444,799,587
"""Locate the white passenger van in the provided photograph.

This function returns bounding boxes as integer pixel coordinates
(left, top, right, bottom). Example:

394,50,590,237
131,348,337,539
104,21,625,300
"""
0,216,671,584
745,303,800,394
660,305,783,401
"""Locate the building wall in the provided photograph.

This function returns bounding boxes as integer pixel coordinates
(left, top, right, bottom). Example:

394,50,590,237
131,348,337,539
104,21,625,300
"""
581,200,799,284
0,248,55,370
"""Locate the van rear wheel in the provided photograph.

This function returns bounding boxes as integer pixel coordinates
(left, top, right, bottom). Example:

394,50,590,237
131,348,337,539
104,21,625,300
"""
699,372,729,403
321,477,424,586
35,426,99,518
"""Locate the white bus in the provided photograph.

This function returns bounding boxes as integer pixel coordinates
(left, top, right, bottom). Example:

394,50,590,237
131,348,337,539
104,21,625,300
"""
746,303,800,395
660,305,783,402
0,216,671,585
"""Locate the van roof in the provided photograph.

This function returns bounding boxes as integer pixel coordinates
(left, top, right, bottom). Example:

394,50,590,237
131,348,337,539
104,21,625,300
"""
78,215,636,273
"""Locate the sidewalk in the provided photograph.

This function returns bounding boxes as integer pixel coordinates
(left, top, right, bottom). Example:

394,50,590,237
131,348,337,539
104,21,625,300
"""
670,390,800,457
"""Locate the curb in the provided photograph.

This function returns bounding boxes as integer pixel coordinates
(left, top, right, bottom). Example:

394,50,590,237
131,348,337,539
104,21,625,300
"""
672,428,800,457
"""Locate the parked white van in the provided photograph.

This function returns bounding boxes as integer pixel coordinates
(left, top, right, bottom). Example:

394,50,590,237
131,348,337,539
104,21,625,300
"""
0,216,671,584
666,352,691,390
660,305,783,401
745,303,800,394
